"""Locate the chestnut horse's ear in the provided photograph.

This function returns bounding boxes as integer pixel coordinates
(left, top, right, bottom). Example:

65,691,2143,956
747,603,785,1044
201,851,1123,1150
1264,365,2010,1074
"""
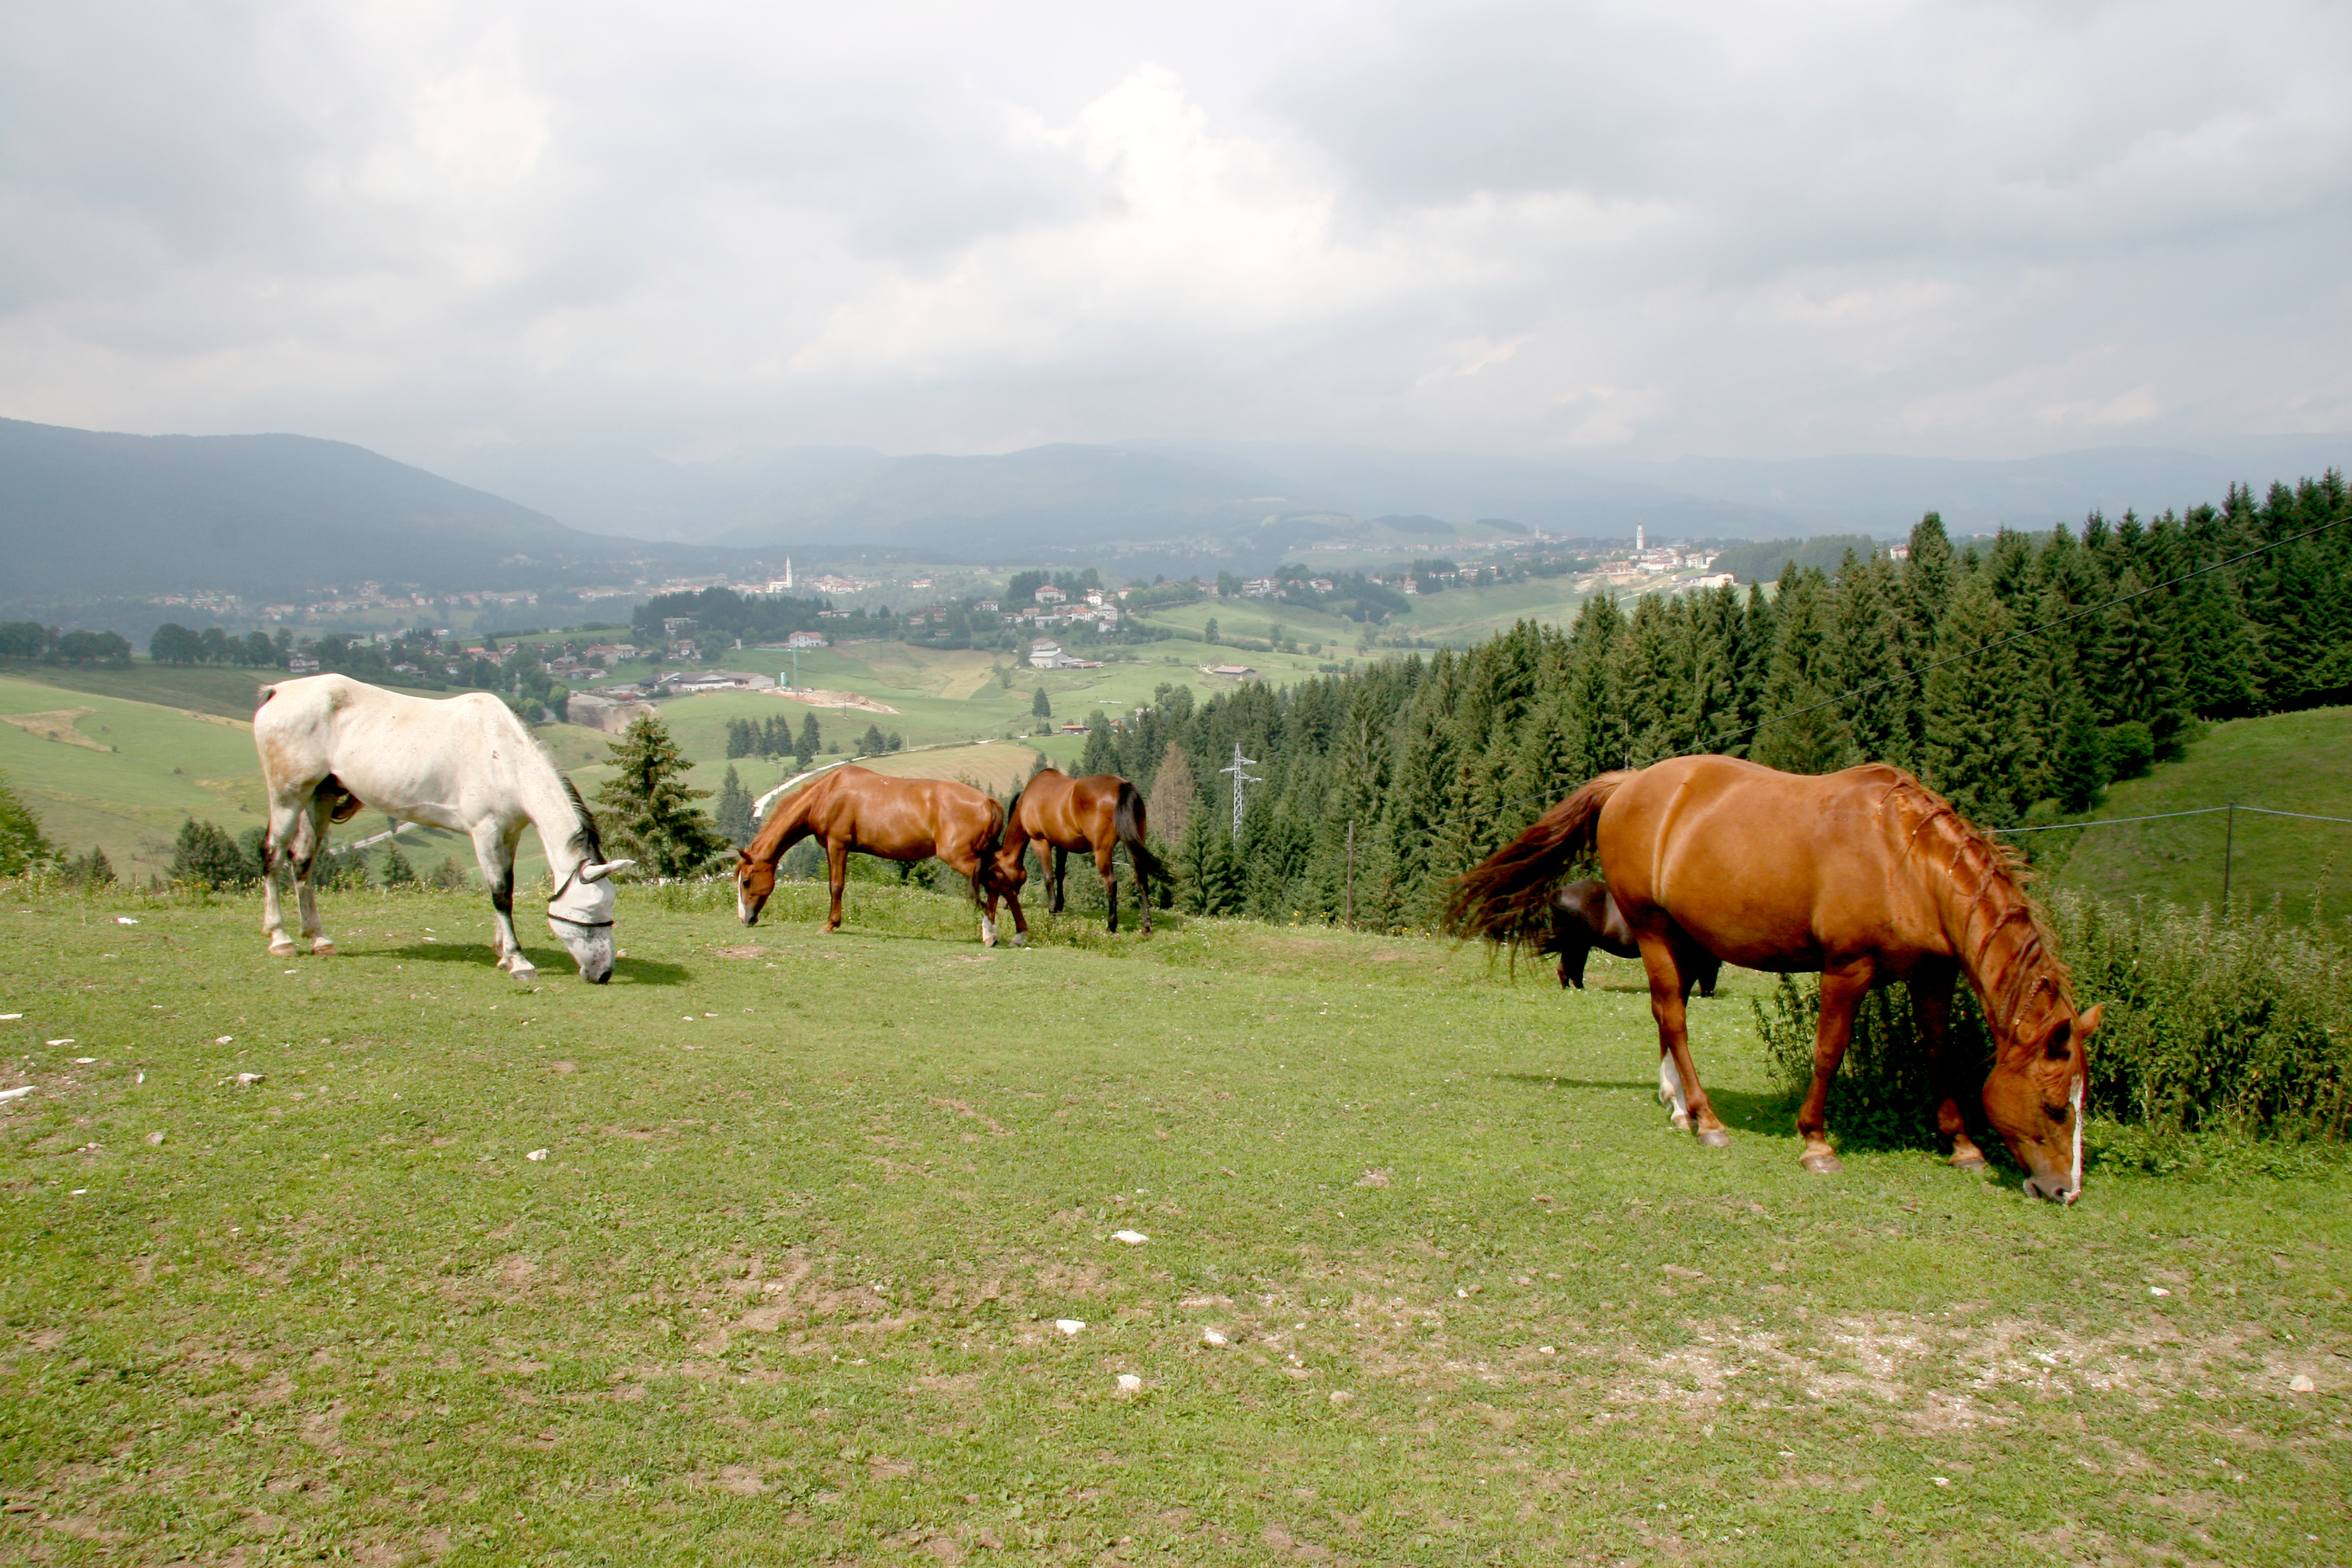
2077,1002,2104,1036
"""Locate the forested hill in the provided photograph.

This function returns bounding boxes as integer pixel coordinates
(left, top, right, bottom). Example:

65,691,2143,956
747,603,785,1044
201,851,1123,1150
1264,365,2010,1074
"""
1079,475,2352,928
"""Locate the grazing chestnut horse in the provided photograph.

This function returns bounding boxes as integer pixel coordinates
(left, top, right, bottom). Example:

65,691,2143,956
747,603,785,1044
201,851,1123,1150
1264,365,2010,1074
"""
1544,879,1719,997
733,765,1008,943
1448,756,2102,1203
987,769,1167,940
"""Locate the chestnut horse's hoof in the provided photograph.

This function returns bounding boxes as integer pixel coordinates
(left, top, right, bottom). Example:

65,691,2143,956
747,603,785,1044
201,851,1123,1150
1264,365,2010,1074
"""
1949,1151,1989,1172
1801,1151,1843,1175
1696,1126,1732,1148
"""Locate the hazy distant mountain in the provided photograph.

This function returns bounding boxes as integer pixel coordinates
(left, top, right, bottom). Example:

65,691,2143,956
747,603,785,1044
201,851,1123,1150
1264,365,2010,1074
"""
0,418,697,605
1575,440,2352,536
429,437,890,543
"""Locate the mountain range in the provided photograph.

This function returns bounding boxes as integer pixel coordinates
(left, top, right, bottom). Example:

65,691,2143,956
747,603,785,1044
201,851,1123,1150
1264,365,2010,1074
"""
6,413,2347,612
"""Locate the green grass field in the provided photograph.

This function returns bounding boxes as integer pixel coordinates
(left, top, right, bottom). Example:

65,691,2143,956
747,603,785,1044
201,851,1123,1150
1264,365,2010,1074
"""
2048,706,2352,926
2,882,2345,1564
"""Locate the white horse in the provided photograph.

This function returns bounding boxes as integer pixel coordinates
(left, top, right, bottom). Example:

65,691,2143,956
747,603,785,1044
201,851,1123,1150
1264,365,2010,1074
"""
252,675,634,982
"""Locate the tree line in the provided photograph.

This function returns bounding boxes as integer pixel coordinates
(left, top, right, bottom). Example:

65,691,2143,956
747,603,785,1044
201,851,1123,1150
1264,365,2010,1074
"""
1056,475,2349,928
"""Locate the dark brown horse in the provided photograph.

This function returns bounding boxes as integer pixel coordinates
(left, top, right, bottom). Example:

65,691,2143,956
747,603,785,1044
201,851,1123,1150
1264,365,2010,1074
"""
988,768,1167,940
1448,756,2102,1202
733,765,1009,942
1545,879,1719,996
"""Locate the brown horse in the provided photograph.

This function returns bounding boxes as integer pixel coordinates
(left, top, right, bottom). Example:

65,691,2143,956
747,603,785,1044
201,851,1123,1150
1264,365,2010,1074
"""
1447,756,2101,1203
988,769,1168,940
733,765,1009,943
1545,879,1719,997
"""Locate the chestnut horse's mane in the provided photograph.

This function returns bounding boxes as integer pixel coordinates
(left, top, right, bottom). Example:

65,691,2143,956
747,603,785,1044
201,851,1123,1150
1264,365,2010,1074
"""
1873,769,2071,1038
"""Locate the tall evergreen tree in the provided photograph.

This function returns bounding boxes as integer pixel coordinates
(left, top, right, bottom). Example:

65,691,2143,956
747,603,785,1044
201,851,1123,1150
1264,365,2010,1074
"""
714,764,756,847
1752,567,1851,775
594,712,729,879
379,837,419,888
1922,572,2032,826
0,769,54,877
796,714,822,765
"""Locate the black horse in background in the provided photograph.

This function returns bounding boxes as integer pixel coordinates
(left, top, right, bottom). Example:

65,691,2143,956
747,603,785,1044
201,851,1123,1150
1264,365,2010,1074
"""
1543,879,1721,996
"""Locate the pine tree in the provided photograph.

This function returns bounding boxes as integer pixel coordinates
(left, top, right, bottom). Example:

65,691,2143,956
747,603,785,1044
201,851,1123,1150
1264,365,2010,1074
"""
796,714,822,765
1175,803,1243,916
379,837,420,888
1922,571,2030,826
60,844,114,888
593,712,728,879
1904,511,1957,634
0,768,54,877
168,818,245,889
1144,742,1194,852
1031,688,1052,719
860,722,889,754
714,764,756,847
1752,567,1851,775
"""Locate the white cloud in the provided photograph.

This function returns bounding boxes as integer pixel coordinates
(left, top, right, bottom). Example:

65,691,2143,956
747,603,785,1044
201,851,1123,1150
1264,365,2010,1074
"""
0,0,2346,465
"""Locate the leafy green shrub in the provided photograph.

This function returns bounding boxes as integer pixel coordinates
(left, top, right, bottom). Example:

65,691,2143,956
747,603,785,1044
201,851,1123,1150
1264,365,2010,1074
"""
1756,886,2352,1148
2047,887,2352,1138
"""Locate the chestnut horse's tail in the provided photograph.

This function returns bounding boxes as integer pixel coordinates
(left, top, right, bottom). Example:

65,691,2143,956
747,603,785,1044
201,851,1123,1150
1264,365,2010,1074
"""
1114,780,1168,888
1444,771,1633,947
971,794,1008,904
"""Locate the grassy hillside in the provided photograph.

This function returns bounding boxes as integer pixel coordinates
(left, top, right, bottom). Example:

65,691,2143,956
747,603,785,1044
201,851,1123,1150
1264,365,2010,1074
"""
2,883,2344,1563
2047,705,2352,926
1132,575,1602,651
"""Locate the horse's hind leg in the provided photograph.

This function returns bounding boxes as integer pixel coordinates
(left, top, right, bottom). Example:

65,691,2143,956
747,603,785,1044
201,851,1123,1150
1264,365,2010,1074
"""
1049,846,1067,914
260,792,310,957
1638,927,1728,1146
1097,845,1120,934
1795,960,1875,1175
292,795,337,955
1557,938,1591,989
1912,963,1986,1170
825,840,849,932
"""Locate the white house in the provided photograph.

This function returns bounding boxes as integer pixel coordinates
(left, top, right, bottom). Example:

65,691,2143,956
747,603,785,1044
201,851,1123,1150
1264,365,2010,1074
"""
786,630,827,650
1028,638,1063,668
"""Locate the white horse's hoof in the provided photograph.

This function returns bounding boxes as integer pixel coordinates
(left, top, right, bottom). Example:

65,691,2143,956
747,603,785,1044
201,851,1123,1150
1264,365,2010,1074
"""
268,940,297,959
310,940,336,957
1669,1110,1694,1132
1008,932,1027,948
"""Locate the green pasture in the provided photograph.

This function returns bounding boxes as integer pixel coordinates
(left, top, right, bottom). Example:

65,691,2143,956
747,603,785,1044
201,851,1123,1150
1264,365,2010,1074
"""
2047,705,2352,927
0,675,268,884
1131,575,1604,651
1,882,2345,1565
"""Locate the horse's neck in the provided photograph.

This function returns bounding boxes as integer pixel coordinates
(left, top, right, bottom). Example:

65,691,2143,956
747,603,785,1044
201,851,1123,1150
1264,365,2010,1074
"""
1915,817,2055,1034
512,753,589,884
748,783,817,864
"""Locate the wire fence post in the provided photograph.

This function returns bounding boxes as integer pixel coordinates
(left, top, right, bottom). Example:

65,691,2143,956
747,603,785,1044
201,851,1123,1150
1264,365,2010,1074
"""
1343,820,1356,928
2221,802,2236,916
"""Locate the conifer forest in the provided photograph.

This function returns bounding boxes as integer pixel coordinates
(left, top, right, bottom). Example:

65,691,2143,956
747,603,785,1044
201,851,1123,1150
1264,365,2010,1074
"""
1085,478,2351,928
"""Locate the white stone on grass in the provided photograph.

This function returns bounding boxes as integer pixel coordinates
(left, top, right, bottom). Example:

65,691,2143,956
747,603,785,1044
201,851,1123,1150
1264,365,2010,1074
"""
1116,1373,1142,1392
526,1148,550,1161
0,1086,34,1104
1055,1319,1085,1336
2288,1374,2316,1393
1111,1230,1148,1245
1202,1329,1228,1346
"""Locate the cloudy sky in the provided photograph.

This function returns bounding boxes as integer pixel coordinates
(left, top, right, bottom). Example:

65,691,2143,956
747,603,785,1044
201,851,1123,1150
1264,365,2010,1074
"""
4,0,2347,470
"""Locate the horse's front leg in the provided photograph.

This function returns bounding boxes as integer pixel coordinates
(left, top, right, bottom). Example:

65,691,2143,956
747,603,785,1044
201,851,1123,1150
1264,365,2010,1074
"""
1912,962,1986,1170
1638,928,1728,1146
471,821,532,980
1097,846,1120,934
1796,960,1875,1174
825,840,849,932
1557,937,1591,989
1048,846,1067,914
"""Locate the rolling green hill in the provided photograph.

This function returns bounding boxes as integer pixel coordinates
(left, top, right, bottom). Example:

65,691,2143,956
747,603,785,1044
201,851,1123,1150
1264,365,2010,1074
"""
2045,705,2352,926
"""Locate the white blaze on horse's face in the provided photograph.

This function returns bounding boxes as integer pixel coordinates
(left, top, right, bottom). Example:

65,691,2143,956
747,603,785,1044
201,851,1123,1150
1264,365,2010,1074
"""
548,858,632,983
